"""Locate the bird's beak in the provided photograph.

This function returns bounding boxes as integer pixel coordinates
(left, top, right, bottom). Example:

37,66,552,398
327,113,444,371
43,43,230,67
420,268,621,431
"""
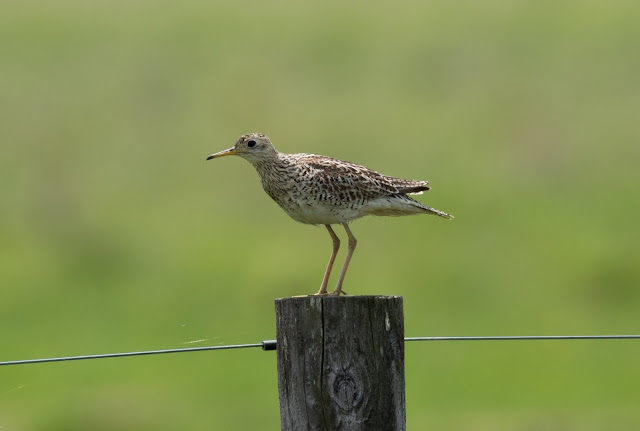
206,147,237,160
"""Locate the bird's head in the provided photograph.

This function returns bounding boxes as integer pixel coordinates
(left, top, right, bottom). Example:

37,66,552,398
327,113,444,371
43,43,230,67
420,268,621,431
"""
206,133,278,164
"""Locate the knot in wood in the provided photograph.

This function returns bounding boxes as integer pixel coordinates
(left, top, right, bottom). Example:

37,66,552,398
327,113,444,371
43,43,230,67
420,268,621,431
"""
330,369,363,412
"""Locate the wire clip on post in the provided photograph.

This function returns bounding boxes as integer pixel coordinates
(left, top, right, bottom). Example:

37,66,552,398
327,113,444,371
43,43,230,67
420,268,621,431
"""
262,340,277,351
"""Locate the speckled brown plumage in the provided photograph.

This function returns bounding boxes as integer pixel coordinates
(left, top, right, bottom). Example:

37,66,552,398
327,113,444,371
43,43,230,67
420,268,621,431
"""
207,133,453,295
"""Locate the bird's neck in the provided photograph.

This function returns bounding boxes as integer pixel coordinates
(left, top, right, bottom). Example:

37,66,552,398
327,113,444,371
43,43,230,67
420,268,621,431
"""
252,153,289,172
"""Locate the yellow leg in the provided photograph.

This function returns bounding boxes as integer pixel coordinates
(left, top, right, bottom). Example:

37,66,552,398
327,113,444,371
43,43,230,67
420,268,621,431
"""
331,223,357,296
316,225,340,295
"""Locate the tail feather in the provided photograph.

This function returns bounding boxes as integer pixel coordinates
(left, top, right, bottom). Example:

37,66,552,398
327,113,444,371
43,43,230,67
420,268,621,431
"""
422,205,454,219
366,194,454,219
406,196,454,219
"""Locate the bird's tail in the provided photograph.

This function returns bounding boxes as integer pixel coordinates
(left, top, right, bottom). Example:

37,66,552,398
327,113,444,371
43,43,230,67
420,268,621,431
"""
407,196,454,219
423,205,454,219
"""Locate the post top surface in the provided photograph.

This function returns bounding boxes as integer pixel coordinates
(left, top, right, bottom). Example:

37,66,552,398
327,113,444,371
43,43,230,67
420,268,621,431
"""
275,295,402,302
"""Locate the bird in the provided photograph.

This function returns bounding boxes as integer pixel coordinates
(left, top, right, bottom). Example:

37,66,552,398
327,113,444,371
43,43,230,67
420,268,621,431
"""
206,133,452,296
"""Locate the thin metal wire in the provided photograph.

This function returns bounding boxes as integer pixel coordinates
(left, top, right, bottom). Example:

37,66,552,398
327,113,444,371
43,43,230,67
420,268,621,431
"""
2,335,639,367
405,335,640,342
0,343,263,367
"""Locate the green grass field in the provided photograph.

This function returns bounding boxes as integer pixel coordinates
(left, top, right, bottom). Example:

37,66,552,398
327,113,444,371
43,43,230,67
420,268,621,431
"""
1,1,639,429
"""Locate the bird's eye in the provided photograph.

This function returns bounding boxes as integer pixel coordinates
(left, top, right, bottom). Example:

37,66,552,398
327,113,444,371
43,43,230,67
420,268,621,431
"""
247,140,256,148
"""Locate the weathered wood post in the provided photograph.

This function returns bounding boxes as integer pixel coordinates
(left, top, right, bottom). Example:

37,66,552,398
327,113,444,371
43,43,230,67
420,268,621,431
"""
275,295,405,431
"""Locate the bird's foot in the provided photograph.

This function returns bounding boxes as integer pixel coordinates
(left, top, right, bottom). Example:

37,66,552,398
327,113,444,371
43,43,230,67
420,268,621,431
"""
312,289,348,296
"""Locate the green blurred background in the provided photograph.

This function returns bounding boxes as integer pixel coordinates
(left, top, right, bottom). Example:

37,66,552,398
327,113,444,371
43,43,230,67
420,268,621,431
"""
1,1,639,429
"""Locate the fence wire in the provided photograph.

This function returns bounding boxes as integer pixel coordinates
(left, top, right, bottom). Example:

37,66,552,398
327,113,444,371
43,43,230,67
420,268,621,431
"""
1,335,639,367
405,335,640,342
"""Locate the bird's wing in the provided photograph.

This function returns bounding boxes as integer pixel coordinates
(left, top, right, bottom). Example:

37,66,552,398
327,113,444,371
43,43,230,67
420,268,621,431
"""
383,177,430,195
298,155,429,200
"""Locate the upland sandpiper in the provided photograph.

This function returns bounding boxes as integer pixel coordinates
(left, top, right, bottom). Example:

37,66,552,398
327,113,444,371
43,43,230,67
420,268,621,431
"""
207,133,452,295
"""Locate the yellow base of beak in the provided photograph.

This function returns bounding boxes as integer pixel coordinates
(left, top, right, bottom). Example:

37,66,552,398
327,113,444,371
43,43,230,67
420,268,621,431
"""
206,148,237,160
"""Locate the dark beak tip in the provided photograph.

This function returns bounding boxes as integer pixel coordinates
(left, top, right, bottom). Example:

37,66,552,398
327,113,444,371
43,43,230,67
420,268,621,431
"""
206,155,214,161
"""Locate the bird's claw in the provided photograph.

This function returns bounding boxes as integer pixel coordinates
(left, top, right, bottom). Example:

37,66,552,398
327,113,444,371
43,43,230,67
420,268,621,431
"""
312,289,348,296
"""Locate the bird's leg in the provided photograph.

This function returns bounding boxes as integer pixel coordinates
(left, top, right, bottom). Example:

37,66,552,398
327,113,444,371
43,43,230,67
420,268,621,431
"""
331,223,357,296
316,224,340,295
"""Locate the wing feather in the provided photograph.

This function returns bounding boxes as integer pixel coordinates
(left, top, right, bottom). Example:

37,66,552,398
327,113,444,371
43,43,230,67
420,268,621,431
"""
297,154,430,200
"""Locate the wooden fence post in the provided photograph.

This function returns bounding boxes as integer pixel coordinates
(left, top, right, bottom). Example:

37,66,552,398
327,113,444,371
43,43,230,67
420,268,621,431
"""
275,295,405,431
